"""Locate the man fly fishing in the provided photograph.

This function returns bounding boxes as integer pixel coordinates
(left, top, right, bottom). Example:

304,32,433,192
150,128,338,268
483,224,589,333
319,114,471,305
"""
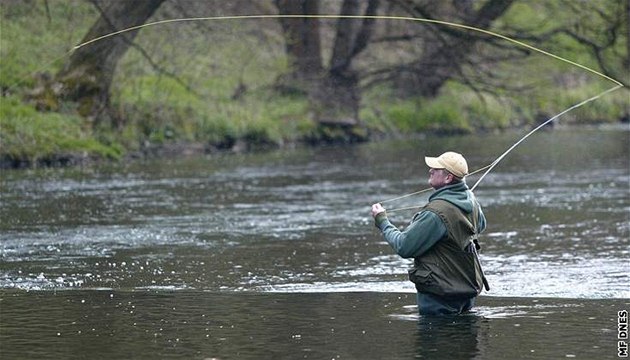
371,151,489,315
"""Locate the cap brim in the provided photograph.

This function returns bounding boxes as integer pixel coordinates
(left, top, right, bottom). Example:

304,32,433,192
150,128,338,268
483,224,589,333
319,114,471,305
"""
424,156,443,169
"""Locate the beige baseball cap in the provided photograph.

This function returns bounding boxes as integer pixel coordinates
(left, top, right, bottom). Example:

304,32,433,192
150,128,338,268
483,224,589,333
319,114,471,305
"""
425,151,469,178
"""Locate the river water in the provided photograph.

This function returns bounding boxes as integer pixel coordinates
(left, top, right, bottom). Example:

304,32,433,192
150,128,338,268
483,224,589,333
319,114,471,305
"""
1,127,628,359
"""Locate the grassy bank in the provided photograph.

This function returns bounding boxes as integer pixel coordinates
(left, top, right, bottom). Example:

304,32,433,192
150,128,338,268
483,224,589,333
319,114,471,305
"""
0,95,122,167
1,1,627,168
3,80,625,168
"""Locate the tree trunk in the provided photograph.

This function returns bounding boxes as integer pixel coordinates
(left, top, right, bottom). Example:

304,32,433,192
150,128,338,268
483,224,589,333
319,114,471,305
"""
626,0,630,72
274,0,323,94
275,0,379,142
47,0,165,125
312,0,379,128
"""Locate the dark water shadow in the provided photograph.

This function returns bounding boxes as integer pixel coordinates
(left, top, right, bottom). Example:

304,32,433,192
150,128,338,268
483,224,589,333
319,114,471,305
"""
413,314,487,359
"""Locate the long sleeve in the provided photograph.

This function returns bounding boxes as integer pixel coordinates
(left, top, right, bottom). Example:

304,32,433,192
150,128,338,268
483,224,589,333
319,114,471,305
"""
477,205,487,233
375,211,447,258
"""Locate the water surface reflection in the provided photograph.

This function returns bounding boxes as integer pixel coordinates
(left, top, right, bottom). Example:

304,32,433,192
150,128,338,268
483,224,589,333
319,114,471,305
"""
0,291,625,359
0,128,628,358
1,128,628,298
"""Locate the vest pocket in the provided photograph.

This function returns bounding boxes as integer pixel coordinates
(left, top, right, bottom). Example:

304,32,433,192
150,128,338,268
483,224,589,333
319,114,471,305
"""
408,267,433,284
408,266,442,295
409,253,481,299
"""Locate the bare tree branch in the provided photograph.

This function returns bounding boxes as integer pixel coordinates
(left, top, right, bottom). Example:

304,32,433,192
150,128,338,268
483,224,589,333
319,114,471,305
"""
89,0,202,98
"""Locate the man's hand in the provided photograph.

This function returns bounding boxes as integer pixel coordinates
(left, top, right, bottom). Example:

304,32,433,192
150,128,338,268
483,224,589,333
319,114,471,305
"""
371,203,386,218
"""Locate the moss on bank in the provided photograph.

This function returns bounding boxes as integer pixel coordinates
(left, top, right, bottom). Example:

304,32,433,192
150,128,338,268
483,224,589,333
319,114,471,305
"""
0,96,123,167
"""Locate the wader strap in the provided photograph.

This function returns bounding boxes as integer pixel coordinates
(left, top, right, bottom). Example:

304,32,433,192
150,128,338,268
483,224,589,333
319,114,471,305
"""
471,198,490,291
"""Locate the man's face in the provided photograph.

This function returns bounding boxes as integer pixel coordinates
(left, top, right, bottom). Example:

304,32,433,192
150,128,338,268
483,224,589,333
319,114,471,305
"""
428,168,451,189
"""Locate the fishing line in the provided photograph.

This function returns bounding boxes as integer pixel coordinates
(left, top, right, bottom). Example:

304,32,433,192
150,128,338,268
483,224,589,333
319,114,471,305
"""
8,14,622,101
469,84,623,192
69,14,623,88
381,164,495,213
379,163,493,204
379,84,623,213
62,14,625,209
6,13,625,197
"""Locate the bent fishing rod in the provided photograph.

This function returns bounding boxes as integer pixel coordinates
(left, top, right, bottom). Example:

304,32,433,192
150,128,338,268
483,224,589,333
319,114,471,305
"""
380,84,623,213
7,14,623,98
5,13,624,206
55,13,625,213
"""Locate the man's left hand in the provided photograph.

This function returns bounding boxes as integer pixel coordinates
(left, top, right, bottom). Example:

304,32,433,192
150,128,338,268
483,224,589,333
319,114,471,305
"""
371,203,386,218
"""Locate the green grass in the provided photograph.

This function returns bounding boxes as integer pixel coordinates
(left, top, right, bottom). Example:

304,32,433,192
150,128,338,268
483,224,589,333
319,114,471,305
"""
0,1,96,89
115,74,311,148
0,96,122,163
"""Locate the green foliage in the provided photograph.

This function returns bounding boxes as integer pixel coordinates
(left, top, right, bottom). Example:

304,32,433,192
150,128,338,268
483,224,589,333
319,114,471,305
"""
0,1,96,89
116,76,202,144
374,98,464,134
383,101,424,132
418,98,470,133
196,97,311,148
0,96,122,163
443,83,516,129
465,99,512,129
116,74,311,149
534,83,628,124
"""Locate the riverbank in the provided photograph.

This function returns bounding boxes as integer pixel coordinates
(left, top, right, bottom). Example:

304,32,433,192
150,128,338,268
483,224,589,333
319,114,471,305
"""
2,115,627,170
1,124,627,170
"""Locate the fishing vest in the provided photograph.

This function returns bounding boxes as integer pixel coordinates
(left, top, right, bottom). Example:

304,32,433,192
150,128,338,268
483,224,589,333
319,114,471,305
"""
408,199,489,299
